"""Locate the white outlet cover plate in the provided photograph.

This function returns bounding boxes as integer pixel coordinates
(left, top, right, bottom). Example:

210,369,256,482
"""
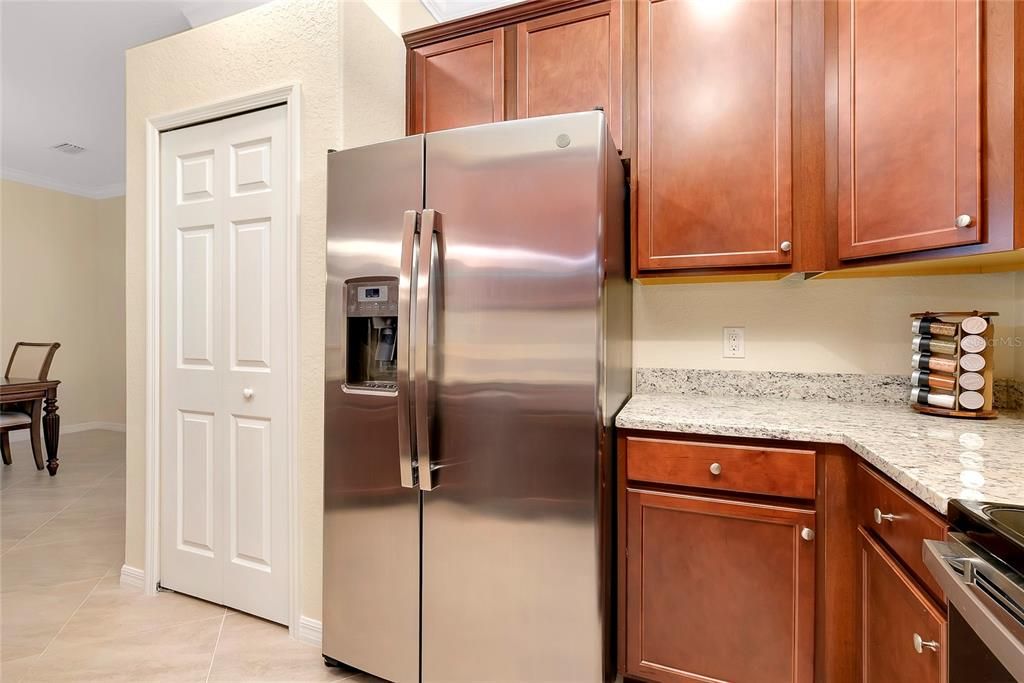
723,327,745,358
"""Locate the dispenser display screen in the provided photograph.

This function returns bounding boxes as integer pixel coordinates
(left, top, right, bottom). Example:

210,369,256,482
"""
358,286,385,302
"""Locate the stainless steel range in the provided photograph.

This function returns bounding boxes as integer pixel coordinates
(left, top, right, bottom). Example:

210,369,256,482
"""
322,112,631,683
924,499,1024,682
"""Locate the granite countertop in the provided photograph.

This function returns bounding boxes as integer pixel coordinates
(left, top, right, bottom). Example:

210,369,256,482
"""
616,393,1024,514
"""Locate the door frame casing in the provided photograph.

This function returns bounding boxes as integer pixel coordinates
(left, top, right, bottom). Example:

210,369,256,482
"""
143,84,302,637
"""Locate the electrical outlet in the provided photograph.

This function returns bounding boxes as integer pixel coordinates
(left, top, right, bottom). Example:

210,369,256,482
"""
723,327,745,358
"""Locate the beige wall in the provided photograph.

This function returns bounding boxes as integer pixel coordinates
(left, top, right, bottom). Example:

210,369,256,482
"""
634,272,1022,379
124,0,409,624
1018,271,1024,382
0,180,126,428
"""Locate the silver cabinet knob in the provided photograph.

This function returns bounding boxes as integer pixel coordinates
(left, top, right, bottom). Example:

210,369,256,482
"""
709,462,722,476
242,387,254,399
873,508,896,524
955,214,973,228
780,240,793,252
913,633,939,654
800,527,815,542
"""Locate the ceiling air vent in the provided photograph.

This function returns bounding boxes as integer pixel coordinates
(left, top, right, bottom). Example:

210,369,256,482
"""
51,142,86,154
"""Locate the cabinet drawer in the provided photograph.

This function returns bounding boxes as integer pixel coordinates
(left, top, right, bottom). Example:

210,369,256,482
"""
860,528,947,683
626,437,816,500
857,463,948,600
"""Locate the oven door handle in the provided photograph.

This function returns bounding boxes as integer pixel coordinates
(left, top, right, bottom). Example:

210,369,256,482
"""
923,539,1024,682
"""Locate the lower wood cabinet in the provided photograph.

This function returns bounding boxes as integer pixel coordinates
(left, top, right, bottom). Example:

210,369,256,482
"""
624,489,815,682
859,528,947,683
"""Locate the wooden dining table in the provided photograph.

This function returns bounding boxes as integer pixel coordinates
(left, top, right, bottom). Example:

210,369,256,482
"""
0,377,61,475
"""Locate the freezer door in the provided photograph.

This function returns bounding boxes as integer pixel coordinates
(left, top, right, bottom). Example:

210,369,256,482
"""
421,112,612,682
323,135,423,683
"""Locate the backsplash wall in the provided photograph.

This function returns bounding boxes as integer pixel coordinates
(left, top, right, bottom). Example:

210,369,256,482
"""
633,271,1023,380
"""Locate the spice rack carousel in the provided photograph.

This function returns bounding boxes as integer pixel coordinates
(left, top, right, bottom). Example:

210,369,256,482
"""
910,311,998,419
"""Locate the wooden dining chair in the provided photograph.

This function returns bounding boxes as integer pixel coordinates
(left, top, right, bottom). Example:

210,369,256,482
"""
1,342,60,469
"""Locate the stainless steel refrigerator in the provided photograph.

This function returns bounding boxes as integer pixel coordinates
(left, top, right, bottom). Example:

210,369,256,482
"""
323,111,631,683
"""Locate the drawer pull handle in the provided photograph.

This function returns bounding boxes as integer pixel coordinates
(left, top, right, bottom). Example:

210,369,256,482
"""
873,508,897,524
800,527,815,542
709,462,722,476
913,633,939,654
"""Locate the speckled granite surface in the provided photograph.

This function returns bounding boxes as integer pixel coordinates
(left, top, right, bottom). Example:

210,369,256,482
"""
616,393,1024,514
635,368,1023,409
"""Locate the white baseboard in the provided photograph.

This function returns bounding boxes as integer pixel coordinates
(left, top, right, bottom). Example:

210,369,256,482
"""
119,564,145,589
295,616,323,647
8,422,126,443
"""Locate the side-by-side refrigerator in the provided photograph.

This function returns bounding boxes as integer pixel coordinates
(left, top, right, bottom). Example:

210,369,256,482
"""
323,111,631,683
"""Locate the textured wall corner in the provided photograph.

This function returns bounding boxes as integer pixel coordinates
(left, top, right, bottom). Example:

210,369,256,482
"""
124,0,403,623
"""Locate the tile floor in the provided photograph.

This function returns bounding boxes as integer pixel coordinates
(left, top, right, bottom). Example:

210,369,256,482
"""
0,430,379,682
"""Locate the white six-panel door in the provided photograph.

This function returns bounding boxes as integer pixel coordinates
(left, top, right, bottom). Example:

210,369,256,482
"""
160,106,289,624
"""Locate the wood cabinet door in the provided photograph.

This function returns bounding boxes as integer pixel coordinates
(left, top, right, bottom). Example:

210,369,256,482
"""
836,0,981,260
516,1,622,151
410,30,505,134
859,529,947,683
625,490,815,683
637,0,794,270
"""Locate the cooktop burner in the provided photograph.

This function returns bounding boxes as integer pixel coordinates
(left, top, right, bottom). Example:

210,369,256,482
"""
949,500,1024,571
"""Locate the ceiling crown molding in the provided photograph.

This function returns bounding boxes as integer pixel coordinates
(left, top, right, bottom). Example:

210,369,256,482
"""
0,167,125,200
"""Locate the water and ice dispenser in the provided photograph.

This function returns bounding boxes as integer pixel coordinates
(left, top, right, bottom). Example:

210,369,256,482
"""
344,277,399,391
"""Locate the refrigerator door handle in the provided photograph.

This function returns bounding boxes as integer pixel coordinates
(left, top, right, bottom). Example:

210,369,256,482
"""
396,209,419,489
415,209,441,491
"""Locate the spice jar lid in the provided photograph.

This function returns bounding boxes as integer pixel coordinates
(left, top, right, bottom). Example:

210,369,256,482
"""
959,391,985,411
960,334,988,353
960,354,986,372
959,372,986,391
961,316,989,335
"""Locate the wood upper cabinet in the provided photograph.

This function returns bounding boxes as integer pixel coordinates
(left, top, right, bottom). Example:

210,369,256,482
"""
409,30,505,134
516,1,623,151
625,489,815,682
859,529,947,683
636,0,794,270
836,0,981,260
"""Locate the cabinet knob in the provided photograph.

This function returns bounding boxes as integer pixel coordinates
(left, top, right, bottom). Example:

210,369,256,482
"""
913,633,940,654
873,508,896,524
955,214,973,228
780,240,793,252
709,462,722,476
242,387,255,400
800,527,815,542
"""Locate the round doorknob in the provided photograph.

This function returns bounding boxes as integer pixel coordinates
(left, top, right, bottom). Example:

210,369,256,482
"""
242,388,254,399
955,214,973,228
801,527,815,542
913,633,940,654
780,240,793,252
709,462,722,476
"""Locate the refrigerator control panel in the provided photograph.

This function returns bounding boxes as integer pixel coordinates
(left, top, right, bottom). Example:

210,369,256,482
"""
344,277,399,392
347,280,398,317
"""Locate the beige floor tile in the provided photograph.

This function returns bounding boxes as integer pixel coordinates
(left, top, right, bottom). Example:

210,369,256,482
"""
54,576,225,648
23,615,224,683
15,512,124,549
0,537,122,593
0,654,40,683
57,491,125,518
207,614,358,682
0,577,101,662
0,509,60,550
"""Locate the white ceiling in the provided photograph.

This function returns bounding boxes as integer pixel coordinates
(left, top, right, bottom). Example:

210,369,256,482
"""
0,0,268,199
0,0,517,199
420,0,520,22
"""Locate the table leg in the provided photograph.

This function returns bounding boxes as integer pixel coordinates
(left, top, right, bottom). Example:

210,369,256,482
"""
43,392,60,476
